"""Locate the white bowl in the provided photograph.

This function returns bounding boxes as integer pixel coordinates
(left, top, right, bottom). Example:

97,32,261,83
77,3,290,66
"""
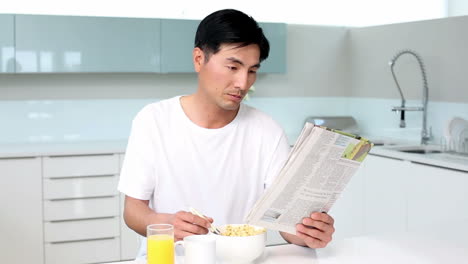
215,224,266,264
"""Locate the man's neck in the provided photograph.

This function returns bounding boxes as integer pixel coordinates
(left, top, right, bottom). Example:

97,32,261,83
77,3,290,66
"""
180,94,239,129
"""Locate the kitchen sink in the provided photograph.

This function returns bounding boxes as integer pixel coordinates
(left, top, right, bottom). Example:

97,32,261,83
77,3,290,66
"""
382,145,442,154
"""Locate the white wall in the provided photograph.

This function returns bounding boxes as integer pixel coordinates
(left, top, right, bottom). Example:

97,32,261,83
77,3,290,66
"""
1,0,447,26
348,15,468,103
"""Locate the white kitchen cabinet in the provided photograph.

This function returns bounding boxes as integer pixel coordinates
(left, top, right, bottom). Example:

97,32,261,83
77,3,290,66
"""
329,154,409,238
363,155,409,235
42,154,121,264
352,153,468,238
1,150,143,264
0,157,43,264
119,154,142,260
406,163,468,235
43,154,119,178
44,217,119,243
43,174,118,199
328,156,366,239
43,196,119,221
44,237,120,264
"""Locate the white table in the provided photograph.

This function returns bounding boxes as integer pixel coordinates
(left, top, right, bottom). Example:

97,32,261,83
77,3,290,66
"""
109,232,468,264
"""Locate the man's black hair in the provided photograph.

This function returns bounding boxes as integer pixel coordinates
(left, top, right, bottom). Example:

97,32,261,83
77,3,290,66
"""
194,9,270,62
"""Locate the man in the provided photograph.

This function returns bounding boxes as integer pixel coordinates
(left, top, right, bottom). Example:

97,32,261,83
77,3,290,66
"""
118,9,335,258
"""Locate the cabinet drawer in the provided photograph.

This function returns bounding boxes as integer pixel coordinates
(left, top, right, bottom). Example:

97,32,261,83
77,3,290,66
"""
45,237,120,264
44,217,119,243
44,175,118,199
43,154,119,178
44,196,119,221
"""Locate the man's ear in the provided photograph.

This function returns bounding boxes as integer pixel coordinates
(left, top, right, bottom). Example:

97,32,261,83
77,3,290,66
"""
193,47,205,72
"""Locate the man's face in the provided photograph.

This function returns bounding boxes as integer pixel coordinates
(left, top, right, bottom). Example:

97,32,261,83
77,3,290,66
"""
194,43,261,111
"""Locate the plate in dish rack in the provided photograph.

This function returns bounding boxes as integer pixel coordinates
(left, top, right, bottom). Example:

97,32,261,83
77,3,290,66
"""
445,117,468,143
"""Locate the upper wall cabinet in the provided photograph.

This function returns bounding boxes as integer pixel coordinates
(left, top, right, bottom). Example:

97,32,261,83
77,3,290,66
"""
160,19,199,73
259,23,287,73
159,20,287,73
15,15,161,73
0,14,15,73
7,15,286,73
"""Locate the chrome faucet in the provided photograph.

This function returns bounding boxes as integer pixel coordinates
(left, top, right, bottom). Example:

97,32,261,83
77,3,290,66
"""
389,50,431,145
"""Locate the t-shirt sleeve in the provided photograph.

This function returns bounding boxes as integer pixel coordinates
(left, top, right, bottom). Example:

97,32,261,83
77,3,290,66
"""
264,132,291,189
118,108,157,200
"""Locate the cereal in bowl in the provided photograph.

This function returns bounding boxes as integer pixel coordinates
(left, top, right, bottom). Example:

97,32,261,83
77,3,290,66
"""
222,224,266,237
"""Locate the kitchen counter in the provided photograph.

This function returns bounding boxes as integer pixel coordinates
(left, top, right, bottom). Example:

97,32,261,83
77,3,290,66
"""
1,139,467,172
107,232,468,264
0,140,127,158
370,146,468,172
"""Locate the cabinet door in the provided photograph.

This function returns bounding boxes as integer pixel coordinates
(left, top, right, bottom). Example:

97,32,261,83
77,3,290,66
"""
15,15,160,73
160,19,199,73
0,157,43,264
363,155,409,234
259,22,287,73
160,20,287,73
0,14,15,73
119,154,142,260
328,157,366,239
43,154,119,178
407,163,468,235
45,237,120,264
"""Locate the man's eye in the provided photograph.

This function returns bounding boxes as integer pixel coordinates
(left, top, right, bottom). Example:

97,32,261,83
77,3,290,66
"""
227,66,237,70
249,70,257,74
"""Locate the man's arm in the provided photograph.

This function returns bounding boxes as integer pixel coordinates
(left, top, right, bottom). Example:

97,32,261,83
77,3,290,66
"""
123,195,213,240
123,195,172,237
279,212,335,248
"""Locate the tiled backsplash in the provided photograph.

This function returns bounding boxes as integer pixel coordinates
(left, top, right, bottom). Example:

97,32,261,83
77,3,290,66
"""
0,97,467,145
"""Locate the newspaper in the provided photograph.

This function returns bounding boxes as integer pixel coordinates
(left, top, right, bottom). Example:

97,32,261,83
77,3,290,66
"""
245,122,373,234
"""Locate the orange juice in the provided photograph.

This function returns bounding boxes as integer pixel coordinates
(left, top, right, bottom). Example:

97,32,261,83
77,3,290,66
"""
147,234,174,264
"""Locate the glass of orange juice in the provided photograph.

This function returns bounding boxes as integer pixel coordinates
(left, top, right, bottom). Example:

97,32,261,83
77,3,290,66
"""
147,224,175,264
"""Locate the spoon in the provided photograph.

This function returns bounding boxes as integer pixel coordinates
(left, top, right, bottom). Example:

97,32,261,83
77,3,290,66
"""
189,207,221,235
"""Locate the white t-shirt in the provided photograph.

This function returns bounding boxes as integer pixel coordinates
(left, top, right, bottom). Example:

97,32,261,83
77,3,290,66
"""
118,96,290,256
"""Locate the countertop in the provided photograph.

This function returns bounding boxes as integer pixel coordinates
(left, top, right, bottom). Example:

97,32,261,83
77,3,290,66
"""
370,146,468,172
0,140,127,158
107,232,468,264
1,139,467,172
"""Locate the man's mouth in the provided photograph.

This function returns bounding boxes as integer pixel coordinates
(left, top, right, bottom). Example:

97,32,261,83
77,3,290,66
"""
227,93,243,100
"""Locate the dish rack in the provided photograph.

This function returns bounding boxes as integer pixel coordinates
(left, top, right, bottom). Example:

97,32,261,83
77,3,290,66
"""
442,117,468,155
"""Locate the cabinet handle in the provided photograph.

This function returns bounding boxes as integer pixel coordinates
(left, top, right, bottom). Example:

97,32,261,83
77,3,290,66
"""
48,195,117,201
48,153,117,158
47,174,117,180
48,216,118,223
0,156,39,160
49,236,118,244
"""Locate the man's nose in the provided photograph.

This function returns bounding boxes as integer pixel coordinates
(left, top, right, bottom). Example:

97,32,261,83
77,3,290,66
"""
234,72,250,91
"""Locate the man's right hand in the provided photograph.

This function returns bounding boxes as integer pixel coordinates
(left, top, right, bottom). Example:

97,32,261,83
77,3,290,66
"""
122,196,215,241
171,211,214,241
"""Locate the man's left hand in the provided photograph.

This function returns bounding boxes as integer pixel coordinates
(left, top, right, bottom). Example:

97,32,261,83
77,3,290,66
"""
295,212,335,248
